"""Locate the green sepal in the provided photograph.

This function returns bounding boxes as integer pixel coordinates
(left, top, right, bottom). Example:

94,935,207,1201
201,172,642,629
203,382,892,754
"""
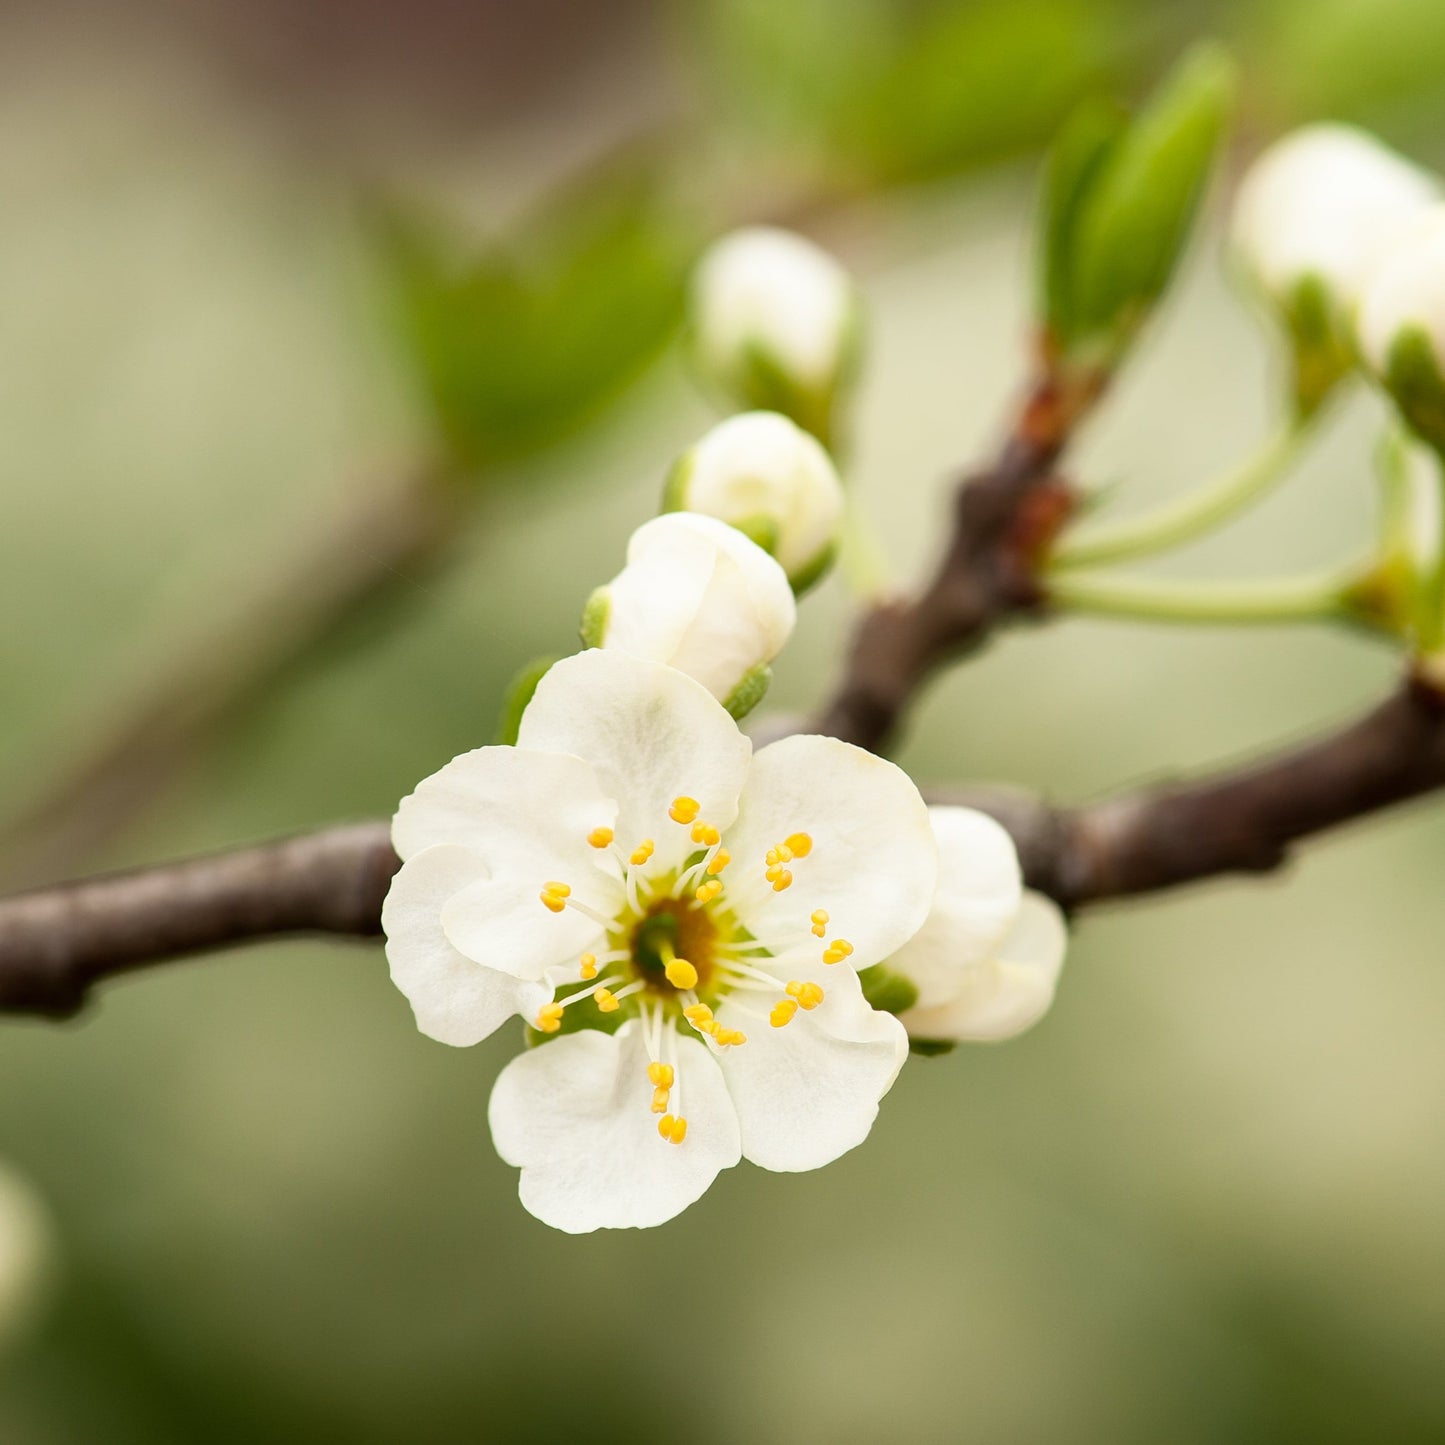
1383,326,1445,456
788,538,837,597
579,586,611,649
493,655,560,746
908,1037,957,1058
722,663,772,721
661,451,693,514
524,998,626,1050
732,512,781,556
858,963,920,1016
1281,274,1353,419
1065,42,1236,360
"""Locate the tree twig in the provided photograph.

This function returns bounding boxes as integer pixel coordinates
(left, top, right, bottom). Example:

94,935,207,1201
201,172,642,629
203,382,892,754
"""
4,679,1444,1017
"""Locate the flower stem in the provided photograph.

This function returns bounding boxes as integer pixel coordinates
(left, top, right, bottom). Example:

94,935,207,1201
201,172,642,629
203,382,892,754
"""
1047,566,1371,628
1053,417,1313,568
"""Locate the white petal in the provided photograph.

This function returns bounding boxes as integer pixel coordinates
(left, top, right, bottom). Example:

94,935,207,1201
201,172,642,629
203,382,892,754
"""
888,806,1024,1009
518,649,752,872
715,960,907,1172
1358,204,1445,374
900,891,1068,1043
382,845,552,1045
440,872,606,982
392,745,616,876
488,1021,741,1233
600,519,716,666
722,734,938,970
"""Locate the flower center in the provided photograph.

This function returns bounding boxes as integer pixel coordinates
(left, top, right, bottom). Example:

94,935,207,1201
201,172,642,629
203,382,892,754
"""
628,902,719,995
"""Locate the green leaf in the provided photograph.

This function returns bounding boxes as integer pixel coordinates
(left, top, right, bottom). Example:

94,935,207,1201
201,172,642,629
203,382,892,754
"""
372,164,695,474
579,587,611,650
1067,41,1237,353
1038,96,1127,345
493,655,560,746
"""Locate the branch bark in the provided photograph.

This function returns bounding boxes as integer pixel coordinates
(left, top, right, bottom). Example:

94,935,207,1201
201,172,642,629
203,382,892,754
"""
5,680,1444,1016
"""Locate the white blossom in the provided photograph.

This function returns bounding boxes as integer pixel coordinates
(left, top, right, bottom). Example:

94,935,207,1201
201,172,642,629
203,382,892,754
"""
383,649,938,1231
691,227,858,432
888,807,1068,1043
581,511,795,713
1232,124,1439,322
1357,205,1445,383
665,412,844,590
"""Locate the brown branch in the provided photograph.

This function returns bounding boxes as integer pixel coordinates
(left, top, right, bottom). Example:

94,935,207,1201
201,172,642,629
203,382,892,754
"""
0,824,397,1018
812,367,1094,752
5,680,1445,1017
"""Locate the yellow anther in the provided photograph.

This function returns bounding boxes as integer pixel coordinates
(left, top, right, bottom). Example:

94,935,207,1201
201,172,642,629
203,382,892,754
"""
707,849,731,875
771,870,793,893
651,1086,671,1114
539,890,567,914
534,1003,564,1034
714,1028,747,1047
811,909,830,937
647,1062,675,1089
630,839,655,866
765,848,780,867
765,864,783,883
594,988,620,1013
777,844,793,863
690,821,721,847
695,880,722,904
684,1004,713,1028
669,796,701,824
658,1115,688,1145
587,827,614,849
785,980,824,1010
822,938,855,965
770,999,799,1028
542,881,571,897
786,832,814,858
664,958,699,990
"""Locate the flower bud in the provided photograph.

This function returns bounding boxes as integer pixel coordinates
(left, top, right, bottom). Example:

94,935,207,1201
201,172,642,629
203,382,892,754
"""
887,807,1068,1043
580,511,795,717
663,412,844,593
1232,125,1439,412
690,227,859,444
1356,206,1445,456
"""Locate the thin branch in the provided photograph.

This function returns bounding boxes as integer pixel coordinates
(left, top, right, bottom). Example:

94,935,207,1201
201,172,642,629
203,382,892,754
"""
5,680,1445,1016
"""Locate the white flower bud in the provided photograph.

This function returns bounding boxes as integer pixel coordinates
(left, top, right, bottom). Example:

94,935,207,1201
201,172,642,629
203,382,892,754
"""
581,511,795,716
0,1164,54,1354
664,412,844,592
690,227,859,441
1231,125,1439,409
888,807,1068,1043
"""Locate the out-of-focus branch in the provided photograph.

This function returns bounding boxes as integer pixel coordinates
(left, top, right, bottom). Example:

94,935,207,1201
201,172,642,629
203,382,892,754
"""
812,366,1094,753
5,679,1445,1017
0,462,461,890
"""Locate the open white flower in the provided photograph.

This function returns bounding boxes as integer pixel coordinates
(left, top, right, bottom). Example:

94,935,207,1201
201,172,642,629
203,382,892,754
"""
581,511,795,716
1232,124,1439,323
664,411,844,592
691,226,858,439
886,806,1068,1043
383,648,937,1232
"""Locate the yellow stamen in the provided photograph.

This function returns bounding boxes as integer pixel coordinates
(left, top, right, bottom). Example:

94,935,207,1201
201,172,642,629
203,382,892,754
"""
658,1115,688,1145
594,988,620,1013
651,1086,671,1114
534,1002,564,1033
539,890,566,914
690,821,721,847
664,958,699,990
707,849,731,875
785,832,814,858
683,1004,713,1028
811,908,830,937
647,1062,675,1089
765,864,783,883
771,870,793,893
714,1027,747,1046
630,839,655,866
695,880,722,904
543,881,570,897
786,980,824,1010
822,937,855,964
669,797,701,824
579,953,598,980
587,827,614,849
770,999,798,1028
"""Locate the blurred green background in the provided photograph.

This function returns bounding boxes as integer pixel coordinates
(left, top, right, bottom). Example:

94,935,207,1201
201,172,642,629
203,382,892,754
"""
4,0,1445,1439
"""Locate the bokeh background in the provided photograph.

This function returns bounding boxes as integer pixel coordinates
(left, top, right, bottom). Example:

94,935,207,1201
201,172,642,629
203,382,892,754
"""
4,0,1445,1439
